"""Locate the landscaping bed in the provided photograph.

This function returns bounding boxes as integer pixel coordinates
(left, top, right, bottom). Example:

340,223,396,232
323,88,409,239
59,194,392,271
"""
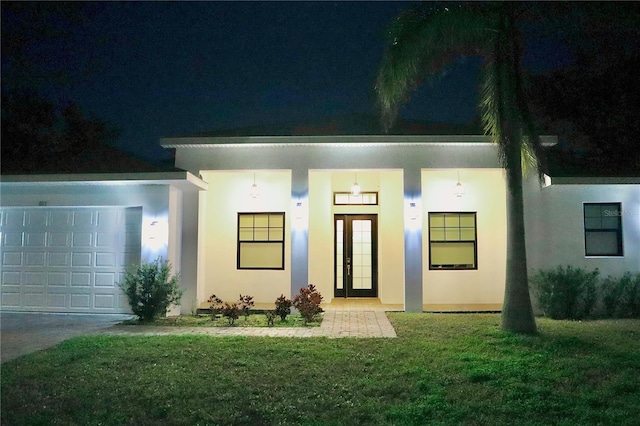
122,313,322,327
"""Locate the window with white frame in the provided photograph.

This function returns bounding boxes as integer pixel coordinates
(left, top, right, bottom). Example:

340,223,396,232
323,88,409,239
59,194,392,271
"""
429,212,477,270
237,212,285,269
584,203,623,256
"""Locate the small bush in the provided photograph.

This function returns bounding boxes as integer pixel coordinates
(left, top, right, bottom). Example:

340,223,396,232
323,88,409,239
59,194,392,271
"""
119,258,182,322
602,272,640,318
265,310,277,326
530,265,598,320
238,294,254,320
221,302,240,325
275,294,292,321
207,294,224,320
293,284,323,324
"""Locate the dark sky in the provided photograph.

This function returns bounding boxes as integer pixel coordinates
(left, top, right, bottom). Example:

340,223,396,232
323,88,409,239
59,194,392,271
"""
2,1,575,161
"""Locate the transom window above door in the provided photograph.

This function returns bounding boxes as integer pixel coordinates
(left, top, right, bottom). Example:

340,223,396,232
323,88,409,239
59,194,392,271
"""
428,212,477,270
237,212,285,270
333,192,378,205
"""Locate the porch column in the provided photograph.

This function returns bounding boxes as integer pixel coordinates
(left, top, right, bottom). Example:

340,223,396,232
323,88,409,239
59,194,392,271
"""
404,167,423,312
291,167,309,297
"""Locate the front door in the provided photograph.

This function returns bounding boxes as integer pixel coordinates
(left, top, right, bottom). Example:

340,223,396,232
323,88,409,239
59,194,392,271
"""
334,214,378,297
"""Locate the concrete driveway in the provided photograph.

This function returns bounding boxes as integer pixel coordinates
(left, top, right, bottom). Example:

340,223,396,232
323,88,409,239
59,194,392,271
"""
1,312,133,363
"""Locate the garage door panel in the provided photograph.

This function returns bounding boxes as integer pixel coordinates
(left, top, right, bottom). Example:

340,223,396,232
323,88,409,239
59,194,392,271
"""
72,252,93,267
95,272,116,287
50,211,73,226
1,206,141,313
47,293,68,309
48,232,71,247
48,272,69,286
2,271,21,285
3,232,24,246
48,252,69,266
26,210,48,227
24,292,45,307
96,252,117,267
70,293,91,309
25,252,45,266
3,252,23,266
3,210,25,227
94,293,116,309
26,232,46,247
25,272,46,286
72,232,93,247
2,291,21,307
72,211,94,227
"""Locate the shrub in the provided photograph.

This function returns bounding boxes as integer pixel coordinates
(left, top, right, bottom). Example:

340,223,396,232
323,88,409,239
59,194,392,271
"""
207,294,224,320
293,284,323,324
265,310,277,326
119,257,182,322
238,294,254,320
530,265,598,320
221,302,240,325
602,272,640,318
275,294,292,321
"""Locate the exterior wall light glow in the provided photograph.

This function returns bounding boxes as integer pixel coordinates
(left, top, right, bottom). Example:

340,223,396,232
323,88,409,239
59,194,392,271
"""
249,172,261,199
351,172,361,196
454,171,465,197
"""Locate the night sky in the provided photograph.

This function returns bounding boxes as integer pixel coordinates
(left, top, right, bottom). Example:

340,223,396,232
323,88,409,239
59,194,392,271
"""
0,2,585,162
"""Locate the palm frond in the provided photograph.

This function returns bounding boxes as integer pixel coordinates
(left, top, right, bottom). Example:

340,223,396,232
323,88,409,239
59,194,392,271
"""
375,3,498,131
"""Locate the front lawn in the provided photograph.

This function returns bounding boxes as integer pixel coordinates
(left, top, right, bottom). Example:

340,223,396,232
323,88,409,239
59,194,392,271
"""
2,314,639,425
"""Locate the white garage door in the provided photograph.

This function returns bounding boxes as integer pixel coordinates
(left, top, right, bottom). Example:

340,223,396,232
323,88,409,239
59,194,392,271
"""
0,207,142,313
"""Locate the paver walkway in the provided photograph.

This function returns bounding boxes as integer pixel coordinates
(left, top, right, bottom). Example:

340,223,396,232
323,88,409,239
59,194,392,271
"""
102,299,398,338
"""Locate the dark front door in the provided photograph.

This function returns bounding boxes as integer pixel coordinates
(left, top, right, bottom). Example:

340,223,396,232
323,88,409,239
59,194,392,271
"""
334,214,378,297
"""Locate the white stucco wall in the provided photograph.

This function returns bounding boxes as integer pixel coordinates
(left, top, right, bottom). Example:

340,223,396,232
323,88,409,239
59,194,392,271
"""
422,169,507,310
525,179,640,278
198,170,292,305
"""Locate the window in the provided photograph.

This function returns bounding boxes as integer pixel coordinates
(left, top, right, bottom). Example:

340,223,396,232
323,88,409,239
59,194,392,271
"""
584,203,623,256
333,192,378,205
429,212,477,270
237,212,285,269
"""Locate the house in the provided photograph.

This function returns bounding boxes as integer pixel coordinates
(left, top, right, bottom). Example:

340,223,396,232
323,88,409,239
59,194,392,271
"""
1,134,638,314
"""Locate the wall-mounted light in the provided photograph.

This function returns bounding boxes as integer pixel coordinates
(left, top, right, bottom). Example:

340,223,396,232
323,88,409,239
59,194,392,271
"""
249,172,261,199
454,171,465,197
351,171,361,196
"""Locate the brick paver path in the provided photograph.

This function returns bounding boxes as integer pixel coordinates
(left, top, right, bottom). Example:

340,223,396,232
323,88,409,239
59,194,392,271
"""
102,304,397,338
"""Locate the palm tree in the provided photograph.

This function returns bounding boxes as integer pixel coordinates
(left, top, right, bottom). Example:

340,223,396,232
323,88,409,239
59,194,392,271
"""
376,2,545,333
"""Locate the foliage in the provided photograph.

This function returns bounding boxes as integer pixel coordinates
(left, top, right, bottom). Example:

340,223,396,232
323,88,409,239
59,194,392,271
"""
530,266,598,320
1,90,119,173
220,303,240,325
274,294,292,321
293,284,323,324
238,294,254,320
265,310,277,327
207,294,224,320
2,314,639,425
602,273,640,318
119,258,182,322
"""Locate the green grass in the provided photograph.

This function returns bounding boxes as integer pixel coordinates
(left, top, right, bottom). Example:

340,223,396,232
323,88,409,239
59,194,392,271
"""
2,314,639,425
123,313,322,327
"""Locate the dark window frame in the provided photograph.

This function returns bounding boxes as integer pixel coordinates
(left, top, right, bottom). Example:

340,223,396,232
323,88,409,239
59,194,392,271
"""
428,212,478,270
583,203,623,257
237,212,285,270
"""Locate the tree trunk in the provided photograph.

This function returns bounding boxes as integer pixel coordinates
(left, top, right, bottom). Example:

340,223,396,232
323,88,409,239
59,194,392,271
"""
501,139,537,333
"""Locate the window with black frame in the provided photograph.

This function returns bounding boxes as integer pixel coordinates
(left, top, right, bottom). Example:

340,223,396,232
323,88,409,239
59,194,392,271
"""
237,212,285,269
429,212,477,270
584,203,623,256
